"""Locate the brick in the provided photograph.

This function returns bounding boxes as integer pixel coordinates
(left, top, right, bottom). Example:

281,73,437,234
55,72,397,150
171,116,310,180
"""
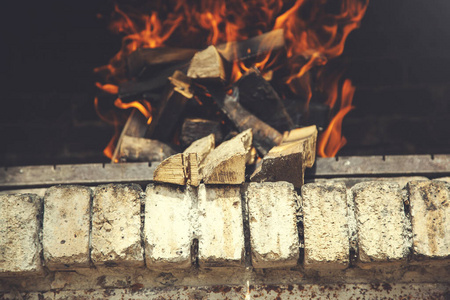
407,181,450,259
91,184,143,267
435,177,450,183
246,182,300,268
43,185,91,270
351,182,412,267
145,184,193,268
0,194,42,276
197,184,244,267
302,183,350,269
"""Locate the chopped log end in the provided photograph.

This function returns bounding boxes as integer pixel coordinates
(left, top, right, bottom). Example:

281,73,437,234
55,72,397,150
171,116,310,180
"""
153,154,186,185
153,153,200,186
187,45,225,81
183,134,215,166
199,129,252,184
281,125,318,168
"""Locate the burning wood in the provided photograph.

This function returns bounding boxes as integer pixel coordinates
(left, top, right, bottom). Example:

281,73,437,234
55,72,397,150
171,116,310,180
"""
94,0,369,184
144,71,192,142
127,47,197,78
187,45,226,81
181,119,222,147
154,130,251,185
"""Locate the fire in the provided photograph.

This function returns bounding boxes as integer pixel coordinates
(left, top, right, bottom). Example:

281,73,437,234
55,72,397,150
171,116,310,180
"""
95,0,368,158
317,79,356,157
114,98,153,124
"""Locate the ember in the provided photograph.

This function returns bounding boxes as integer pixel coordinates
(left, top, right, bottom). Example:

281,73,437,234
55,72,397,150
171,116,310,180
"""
94,0,369,173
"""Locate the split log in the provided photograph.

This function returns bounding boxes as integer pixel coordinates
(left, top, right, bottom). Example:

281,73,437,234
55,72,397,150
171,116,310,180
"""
281,125,318,168
211,87,283,155
153,153,199,186
181,118,222,147
127,47,197,78
111,109,148,163
237,68,294,132
199,129,252,184
144,71,192,142
116,135,176,163
183,134,215,166
250,125,318,188
216,29,285,62
187,45,225,81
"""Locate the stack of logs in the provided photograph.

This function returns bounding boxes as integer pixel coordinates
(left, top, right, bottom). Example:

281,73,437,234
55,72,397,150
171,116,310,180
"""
110,29,320,188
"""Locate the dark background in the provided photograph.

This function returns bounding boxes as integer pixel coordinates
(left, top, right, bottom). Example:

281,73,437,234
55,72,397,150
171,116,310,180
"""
1,0,449,166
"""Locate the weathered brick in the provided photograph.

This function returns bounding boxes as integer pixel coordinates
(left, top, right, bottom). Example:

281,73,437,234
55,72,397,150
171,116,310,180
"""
352,182,412,267
407,181,450,259
246,182,300,268
197,184,245,267
302,183,350,269
0,194,42,276
43,185,92,270
91,184,143,267
145,184,193,269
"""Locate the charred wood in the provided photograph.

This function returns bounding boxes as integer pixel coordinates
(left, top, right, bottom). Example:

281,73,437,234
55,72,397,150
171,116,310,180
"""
216,29,285,62
237,68,294,132
117,135,176,163
250,125,318,188
144,72,191,142
208,86,283,155
127,47,197,78
118,61,189,101
181,118,222,147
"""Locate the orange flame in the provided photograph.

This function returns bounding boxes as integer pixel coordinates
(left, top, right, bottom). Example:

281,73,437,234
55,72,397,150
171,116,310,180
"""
95,0,369,158
114,98,153,124
317,79,355,157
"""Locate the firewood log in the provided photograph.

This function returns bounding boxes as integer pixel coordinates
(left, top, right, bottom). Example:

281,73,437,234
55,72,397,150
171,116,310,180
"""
153,153,199,186
187,45,225,81
250,125,317,188
199,129,252,184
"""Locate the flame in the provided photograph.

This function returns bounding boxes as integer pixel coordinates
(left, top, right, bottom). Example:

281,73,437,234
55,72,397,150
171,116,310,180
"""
317,79,355,157
114,98,153,124
95,82,119,94
95,0,369,158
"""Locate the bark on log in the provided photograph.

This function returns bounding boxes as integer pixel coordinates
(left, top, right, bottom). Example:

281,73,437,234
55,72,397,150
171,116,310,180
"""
250,125,317,188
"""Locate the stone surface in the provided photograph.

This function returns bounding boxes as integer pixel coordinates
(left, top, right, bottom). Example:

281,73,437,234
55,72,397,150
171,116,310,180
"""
435,176,450,183
246,182,300,268
145,184,193,268
0,188,47,197
43,185,92,270
407,180,450,258
302,183,350,269
351,182,412,267
0,194,42,276
197,184,245,267
91,184,144,267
